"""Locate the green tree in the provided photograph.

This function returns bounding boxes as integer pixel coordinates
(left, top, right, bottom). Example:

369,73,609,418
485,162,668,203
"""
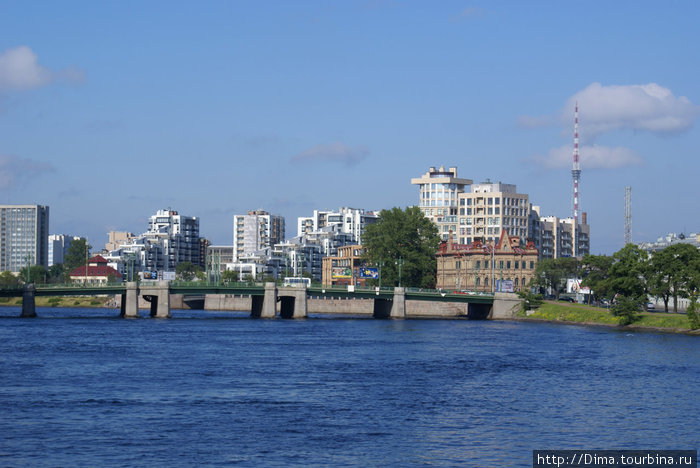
532,257,579,299
222,270,239,283
0,271,19,288
175,262,203,281
580,254,614,302
19,265,48,284
608,244,648,303
47,263,66,284
362,206,440,288
647,243,700,313
63,238,91,273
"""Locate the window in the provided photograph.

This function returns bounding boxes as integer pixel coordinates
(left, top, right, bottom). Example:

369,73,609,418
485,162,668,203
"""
455,260,461,269
475,260,481,269
514,261,519,269
507,261,511,269
530,261,534,269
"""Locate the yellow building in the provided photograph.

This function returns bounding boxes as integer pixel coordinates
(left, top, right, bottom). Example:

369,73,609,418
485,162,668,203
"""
436,230,538,292
321,245,373,287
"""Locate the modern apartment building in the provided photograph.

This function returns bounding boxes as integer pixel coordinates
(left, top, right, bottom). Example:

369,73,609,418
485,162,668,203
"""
0,204,49,272
639,232,700,253
456,181,530,246
297,207,378,246
105,208,201,274
233,210,285,262
411,166,473,241
535,212,590,259
48,234,81,267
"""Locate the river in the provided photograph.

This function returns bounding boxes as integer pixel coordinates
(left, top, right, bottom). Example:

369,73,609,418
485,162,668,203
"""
0,307,698,467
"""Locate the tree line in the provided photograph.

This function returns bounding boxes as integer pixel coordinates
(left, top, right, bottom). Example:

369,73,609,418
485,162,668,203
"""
533,243,700,327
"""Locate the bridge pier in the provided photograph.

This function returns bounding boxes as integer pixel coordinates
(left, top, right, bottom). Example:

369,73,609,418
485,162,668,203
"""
260,282,277,318
121,282,140,318
279,286,307,319
390,287,406,318
489,292,522,319
143,281,170,318
21,284,36,318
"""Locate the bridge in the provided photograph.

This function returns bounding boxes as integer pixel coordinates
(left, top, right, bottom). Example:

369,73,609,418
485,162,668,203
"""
1,282,522,320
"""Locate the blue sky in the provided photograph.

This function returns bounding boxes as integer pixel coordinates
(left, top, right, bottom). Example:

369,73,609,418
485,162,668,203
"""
1,1,698,254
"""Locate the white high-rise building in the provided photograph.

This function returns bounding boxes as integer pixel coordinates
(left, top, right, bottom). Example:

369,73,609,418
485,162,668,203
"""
233,210,285,262
105,209,201,275
296,207,378,246
0,204,49,272
411,166,473,241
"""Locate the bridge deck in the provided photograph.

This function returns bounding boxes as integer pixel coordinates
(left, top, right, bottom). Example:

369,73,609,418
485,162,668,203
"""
0,282,494,304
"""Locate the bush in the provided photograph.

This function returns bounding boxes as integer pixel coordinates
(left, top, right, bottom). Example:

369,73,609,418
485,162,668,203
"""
90,299,101,305
687,300,700,330
48,297,61,305
611,295,642,326
73,300,81,306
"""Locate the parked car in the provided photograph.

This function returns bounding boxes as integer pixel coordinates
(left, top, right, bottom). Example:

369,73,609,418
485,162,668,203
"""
646,302,655,311
558,296,575,303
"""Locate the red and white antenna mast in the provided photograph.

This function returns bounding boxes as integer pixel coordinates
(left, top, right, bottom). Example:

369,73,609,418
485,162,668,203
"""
572,102,581,225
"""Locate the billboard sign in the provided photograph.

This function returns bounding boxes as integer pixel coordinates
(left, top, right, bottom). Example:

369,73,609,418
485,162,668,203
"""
497,279,514,293
359,267,378,279
332,267,352,279
567,279,591,294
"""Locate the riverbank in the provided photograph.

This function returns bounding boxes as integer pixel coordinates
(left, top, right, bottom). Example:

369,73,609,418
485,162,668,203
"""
0,296,115,308
518,301,700,335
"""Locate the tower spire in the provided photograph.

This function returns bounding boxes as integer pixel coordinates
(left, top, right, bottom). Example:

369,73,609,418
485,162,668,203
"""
572,101,581,225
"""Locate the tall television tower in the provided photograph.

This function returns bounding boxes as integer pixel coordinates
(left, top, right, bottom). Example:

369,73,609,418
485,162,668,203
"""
572,102,581,225
571,102,581,257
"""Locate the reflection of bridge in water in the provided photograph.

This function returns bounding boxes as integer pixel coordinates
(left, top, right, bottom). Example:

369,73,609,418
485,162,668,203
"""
2,282,522,320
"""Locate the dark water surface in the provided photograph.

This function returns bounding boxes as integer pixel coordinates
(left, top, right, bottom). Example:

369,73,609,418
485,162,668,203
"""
0,307,698,467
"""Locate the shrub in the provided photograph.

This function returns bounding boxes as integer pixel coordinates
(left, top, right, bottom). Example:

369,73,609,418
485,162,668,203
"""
687,299,700,330
611,295,642,326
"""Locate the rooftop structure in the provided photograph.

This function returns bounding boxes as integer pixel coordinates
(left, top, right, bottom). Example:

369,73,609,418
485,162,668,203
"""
411,166,473,241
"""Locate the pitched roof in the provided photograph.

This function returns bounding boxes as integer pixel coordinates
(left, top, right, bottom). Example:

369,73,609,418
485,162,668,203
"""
70,264,122,278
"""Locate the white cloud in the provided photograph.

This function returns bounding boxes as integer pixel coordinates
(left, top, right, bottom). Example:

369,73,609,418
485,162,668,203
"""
565,83,697,137
528,144,643,170
291,142,369,166
450,6,481,22
0,45,84,91
0,154,54,189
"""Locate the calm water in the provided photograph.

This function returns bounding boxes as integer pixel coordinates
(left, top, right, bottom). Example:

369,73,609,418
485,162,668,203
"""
0,307,698,467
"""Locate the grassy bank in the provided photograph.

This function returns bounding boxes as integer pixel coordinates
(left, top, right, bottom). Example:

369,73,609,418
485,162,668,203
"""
521,301,695,332
0,296,114,308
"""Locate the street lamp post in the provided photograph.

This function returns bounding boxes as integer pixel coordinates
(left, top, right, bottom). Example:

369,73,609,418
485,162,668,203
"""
395,257,404,287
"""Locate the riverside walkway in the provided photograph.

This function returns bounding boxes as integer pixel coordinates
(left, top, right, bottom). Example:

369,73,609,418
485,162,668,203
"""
1,282,520,320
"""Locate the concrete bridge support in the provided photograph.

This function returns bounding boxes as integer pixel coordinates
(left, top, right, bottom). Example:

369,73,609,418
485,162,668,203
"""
144,281,171,318
260,282,277,318
490,292,522,319
390,287,406,318
279,287,307,319
21,284,36,318
121,282,140,318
